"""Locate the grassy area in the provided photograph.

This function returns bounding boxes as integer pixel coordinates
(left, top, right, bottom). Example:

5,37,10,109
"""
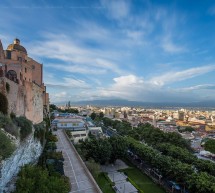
96,173,115,193
121,167,166,193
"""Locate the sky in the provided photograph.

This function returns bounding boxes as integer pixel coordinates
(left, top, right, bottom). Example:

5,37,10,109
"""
0,0,215,103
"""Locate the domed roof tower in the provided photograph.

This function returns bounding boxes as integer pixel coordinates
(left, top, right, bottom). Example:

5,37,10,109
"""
7,38,27,54
0,39,5,60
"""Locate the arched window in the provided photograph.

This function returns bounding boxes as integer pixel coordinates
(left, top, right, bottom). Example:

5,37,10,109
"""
6,70,17,81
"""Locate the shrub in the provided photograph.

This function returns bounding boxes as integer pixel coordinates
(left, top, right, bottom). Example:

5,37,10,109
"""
86,159,101,179
0,112,11,128
43,117,50,128
0,113,18,137
10,112,16,119
46,133,58,142
65,130,72,138
46,152,64,161
46,142,57,151
4,122,19,138
15,116,32,140
34,122,46,144
0,92,8,114
0,130,15,159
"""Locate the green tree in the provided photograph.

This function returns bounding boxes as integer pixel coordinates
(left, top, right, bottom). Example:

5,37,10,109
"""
90,112,97,120
66,108,79,114
205,139,215,154
109,136,128,163
86,158,101,179
81,138,112,164
50,104,58,112
187,172,215,193
15,165,70,193
99,112,104,119
155,143,215,176
184,126,195,132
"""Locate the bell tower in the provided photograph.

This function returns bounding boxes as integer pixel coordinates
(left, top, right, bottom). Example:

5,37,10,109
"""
14,38,20,45
0,40,5,60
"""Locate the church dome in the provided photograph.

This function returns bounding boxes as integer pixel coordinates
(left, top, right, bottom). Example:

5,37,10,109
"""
7,38,27,54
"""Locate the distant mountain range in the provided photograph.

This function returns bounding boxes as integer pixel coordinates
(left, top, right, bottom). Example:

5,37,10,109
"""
63,99,215,108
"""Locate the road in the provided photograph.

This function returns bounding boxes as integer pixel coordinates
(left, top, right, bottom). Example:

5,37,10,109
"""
54,129,102,193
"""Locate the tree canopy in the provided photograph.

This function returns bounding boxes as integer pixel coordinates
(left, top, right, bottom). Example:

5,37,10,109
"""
90,112,97,120
15,165,70,193
205,139,215,154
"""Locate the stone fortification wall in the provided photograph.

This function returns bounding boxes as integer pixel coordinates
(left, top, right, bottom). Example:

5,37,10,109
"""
0,77,25,116
24,81,43,123
0,78,43,123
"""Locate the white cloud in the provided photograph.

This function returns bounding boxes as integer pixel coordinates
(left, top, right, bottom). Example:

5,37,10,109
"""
181,84,215,91
50,91,69,103
44,73,91,89
162,36,187,53
46,64,107,75
113,74,144,86
95,59,125,74
150,65,215,86
47,65,215,103
96,74,193,102
156,7,188,54
101,0,130,20
63,77,90,88
28,33,126,75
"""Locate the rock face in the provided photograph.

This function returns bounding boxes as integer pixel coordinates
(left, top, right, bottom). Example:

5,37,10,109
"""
0,135,42,193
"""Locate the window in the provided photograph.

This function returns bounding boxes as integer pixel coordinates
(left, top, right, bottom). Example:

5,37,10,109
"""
18,57,22,62
7,70,17,80
25,68,27,73
60,123,67,127
73,134,80,138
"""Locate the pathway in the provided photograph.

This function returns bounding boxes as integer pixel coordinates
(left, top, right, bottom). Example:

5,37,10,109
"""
54,129,102,193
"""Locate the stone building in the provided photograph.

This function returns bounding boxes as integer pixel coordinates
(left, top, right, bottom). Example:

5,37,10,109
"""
0,38,49,123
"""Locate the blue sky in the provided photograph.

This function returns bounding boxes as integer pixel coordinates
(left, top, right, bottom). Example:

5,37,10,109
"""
1,0,215,103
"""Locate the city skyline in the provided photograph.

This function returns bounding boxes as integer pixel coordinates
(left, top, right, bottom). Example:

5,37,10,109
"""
1,0,215,103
